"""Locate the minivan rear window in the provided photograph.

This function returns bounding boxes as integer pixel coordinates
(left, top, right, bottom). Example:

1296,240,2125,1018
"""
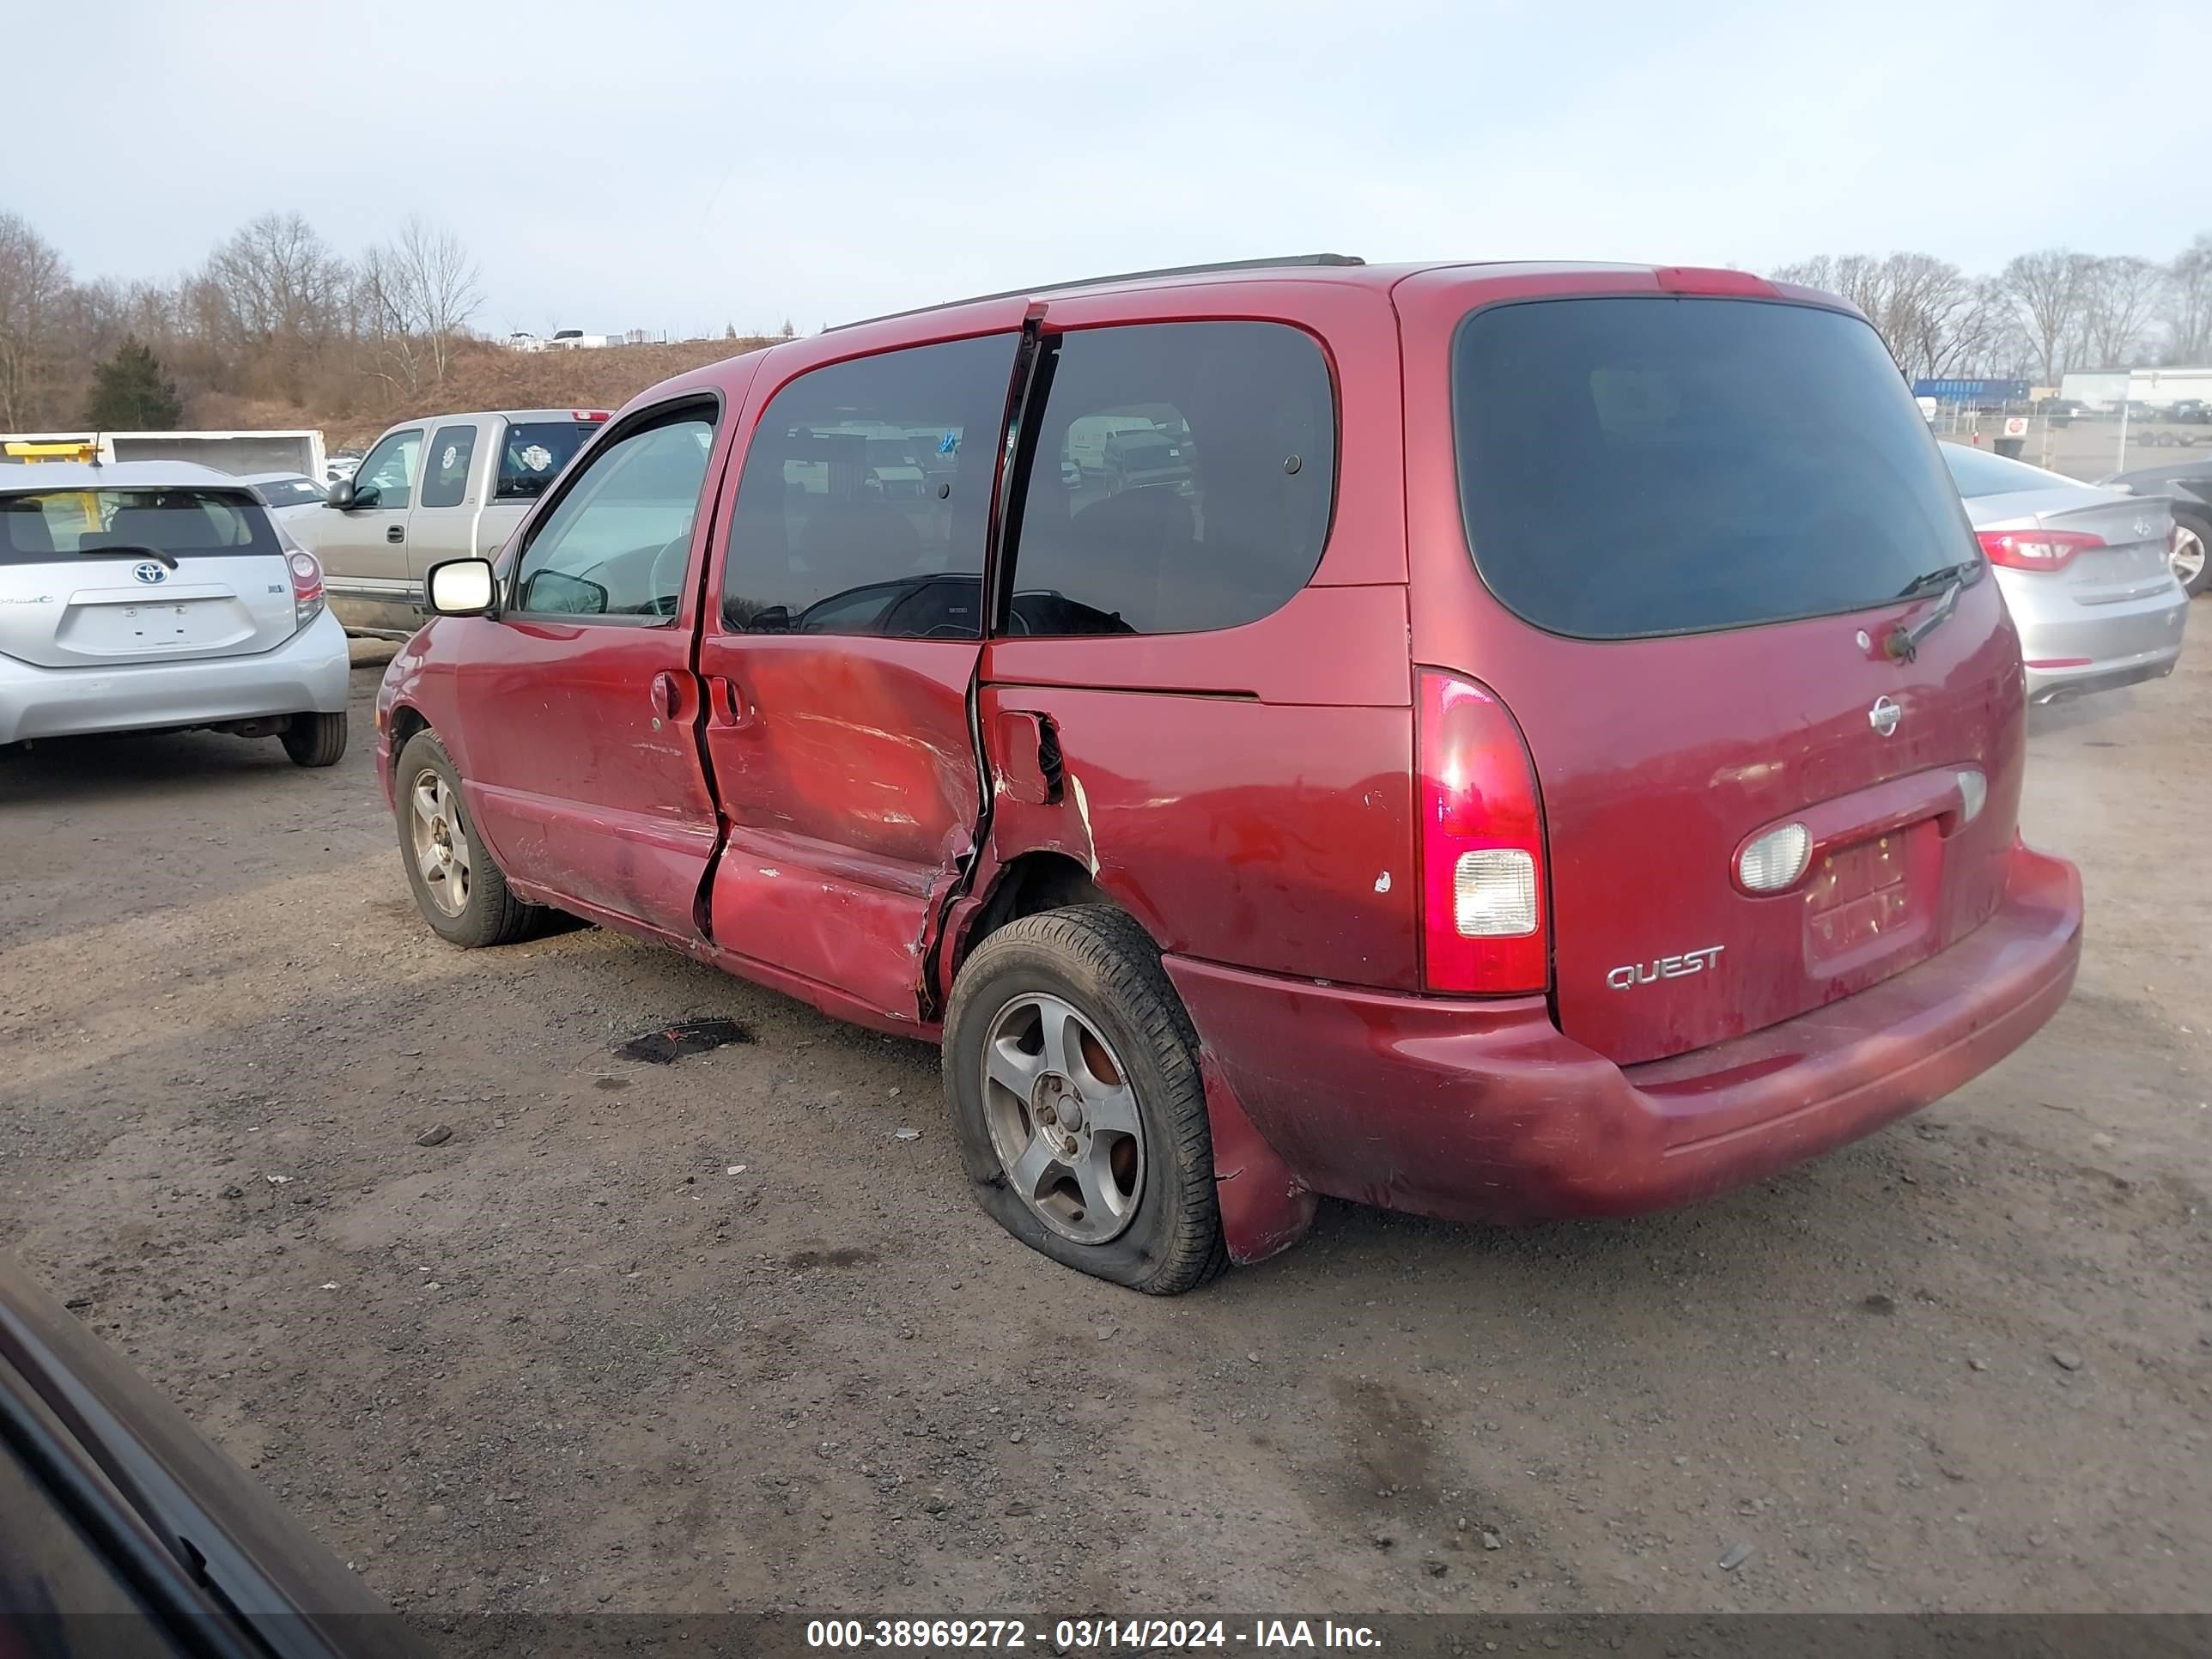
0,488,279,566
1453,298,1978,640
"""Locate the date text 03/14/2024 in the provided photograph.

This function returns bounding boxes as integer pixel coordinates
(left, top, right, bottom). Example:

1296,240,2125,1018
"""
804,1620,1382,1650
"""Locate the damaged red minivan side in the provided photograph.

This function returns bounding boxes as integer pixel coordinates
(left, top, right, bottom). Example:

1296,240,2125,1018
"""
375,256,2082,1294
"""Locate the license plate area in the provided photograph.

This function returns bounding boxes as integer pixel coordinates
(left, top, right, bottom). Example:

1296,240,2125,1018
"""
1804,822,1936,972
60,599,252,656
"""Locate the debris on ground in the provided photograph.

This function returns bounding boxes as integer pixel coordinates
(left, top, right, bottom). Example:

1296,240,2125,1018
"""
415,1124,453,1147
2051,1349,2085,1371
1719,1541,1753,1571
891,1127,921,1141
616,1018,754,1065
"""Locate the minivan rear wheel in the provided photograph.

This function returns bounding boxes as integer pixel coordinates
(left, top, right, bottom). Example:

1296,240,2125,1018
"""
943,905,1226,1295
280,711,349,768
394,730,538,948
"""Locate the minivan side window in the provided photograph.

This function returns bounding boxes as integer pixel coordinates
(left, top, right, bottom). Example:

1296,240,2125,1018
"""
420,423,477,510
511,409,716,619
722,333,1018,638
1005,321,1336,636
352,428,422,511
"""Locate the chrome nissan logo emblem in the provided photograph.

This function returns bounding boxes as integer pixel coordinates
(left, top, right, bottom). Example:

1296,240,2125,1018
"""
131,561,167,585
1869,696,1902,737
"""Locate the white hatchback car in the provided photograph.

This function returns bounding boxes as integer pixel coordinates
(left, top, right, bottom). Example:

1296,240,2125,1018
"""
0,461,351,763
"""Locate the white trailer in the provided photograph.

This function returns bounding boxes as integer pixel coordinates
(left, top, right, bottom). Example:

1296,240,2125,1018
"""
0,428,326,479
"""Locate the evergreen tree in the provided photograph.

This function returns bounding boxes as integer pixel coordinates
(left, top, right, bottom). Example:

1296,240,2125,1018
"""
84,337,183,428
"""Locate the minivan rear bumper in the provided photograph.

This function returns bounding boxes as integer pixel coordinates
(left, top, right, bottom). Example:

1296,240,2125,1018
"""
1168,841,2080,1230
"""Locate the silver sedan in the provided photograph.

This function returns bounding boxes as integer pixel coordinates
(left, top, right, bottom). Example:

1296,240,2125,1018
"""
1939,443,2189,704
0,460,350,762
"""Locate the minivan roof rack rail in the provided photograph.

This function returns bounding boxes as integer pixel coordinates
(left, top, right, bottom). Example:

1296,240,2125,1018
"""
825,253,1366,332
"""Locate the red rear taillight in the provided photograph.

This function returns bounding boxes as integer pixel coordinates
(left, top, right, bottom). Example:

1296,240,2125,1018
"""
572,410,611,422
1418,670,1547,994
288,549,325,627
1977,527,2100,572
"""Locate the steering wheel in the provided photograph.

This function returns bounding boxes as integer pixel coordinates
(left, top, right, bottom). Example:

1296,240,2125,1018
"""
643,533,691,617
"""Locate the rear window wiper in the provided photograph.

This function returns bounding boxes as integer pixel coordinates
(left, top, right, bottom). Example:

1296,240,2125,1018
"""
76,544,179,568
1894,560,1977,599
1884,562,1975,662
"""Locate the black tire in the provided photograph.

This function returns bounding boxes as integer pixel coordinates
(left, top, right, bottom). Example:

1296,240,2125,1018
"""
281,711,349,767
2171,507,2211,599
392,730,538,948
943,904,1227,1295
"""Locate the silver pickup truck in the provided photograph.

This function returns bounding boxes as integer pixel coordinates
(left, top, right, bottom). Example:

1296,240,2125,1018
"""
299,408,607,636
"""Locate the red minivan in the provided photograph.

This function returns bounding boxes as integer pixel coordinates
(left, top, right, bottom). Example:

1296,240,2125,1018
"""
375,256,2082,1293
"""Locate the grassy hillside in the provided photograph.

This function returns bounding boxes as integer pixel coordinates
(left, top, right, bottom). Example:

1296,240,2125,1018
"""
190,335,778,451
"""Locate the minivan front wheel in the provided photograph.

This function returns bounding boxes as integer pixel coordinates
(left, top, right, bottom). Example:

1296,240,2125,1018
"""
944,906,1226,1294
394,730,538,948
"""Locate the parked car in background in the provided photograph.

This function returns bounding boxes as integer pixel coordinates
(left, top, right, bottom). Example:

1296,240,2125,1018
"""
236,471,331,521
378,256,2082,1294
1938,443,2188,700
1,462,348,763
0,1253,428,1658
2167,398,2209,425
2100,452,2212,596
324,451,362,484
291,409,609,636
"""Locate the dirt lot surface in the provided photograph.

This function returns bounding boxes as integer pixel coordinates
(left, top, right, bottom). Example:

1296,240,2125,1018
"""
3,637,2208,1632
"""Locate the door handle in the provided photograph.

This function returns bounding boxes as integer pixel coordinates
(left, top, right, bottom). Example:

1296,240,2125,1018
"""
649,671,680,720
386,525,404,544
707,675,755,730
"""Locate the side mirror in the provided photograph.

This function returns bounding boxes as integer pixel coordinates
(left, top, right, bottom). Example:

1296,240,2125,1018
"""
426,557,498,617
325,478,356,508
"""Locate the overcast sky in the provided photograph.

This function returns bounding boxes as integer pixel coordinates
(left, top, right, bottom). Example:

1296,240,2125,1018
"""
9,0,2206,339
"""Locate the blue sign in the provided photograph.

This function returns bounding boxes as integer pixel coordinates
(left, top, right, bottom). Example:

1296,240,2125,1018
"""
1912,378,2029,404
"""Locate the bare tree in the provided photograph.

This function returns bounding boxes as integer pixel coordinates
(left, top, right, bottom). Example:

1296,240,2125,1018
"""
204,211,349,345
1999,249,2091,382
2160,233,2212,364
358,217,483,398
1771,251,1996,380
2078,255,2166,369
0,211,71,428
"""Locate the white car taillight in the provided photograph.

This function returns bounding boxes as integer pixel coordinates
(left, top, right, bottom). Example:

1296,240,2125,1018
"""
1738,822,1812,893
289,550,325,628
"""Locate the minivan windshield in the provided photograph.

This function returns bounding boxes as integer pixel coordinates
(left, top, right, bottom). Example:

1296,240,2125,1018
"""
0,487,280,566
1453,297,1978,640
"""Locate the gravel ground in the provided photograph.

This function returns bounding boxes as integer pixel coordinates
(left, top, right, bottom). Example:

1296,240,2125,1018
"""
2,636,2207,1634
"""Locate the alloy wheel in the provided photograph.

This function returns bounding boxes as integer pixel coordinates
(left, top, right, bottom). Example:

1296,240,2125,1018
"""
409,769,472,917
979,993,1146,1244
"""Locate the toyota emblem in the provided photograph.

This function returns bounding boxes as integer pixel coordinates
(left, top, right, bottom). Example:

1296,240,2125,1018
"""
131,561,167,585
1869,696,1902,737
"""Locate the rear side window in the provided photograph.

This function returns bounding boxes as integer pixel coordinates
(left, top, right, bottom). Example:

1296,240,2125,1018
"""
722,333,1018,637
1453,298,1978,640
421,423,478,509
1007,321,1335,635
0,489,279,564
497,421,596,501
